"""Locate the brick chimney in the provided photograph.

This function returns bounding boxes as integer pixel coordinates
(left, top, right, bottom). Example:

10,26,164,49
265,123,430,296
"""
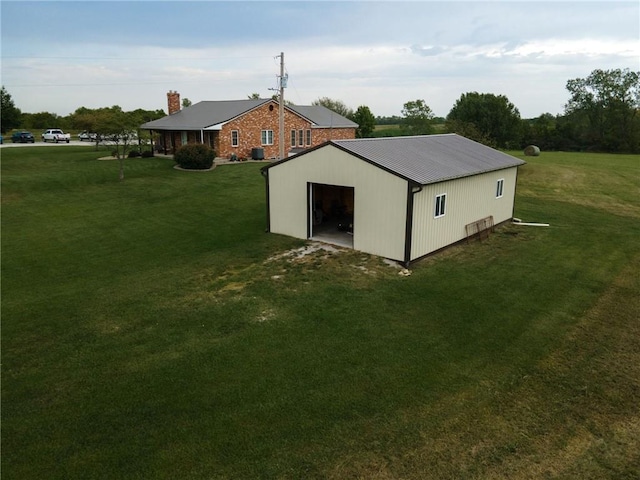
167,90,181,115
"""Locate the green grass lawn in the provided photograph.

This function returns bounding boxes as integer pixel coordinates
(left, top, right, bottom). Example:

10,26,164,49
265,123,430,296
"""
2,146,639,479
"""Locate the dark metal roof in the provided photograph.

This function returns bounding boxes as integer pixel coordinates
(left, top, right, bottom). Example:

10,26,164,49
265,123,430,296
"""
264,134,525,185
331,134,525,185
141,99,270,130
287,105,358,128
140,99,357,130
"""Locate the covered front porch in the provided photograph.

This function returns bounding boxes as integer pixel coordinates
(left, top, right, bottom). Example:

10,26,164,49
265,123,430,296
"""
148,129,220,155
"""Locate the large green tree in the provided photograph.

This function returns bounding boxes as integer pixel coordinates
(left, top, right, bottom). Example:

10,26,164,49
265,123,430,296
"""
21,111,62,130
351,105,376,138
401,99,435,135
521,113,560,151
565,68,640,152
446,92,521,148
312,97,353,118
69,106,101,133
1,86,22,133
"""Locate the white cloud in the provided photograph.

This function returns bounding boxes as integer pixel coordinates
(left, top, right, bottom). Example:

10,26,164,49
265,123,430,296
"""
2,1,638,118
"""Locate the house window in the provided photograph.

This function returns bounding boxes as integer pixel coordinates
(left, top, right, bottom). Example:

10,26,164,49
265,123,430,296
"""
290,130,296,147
306,129,311,146
298,129,304,147
231,130,239,147
496,179,504,198
434,193,446,218
261,130,274,145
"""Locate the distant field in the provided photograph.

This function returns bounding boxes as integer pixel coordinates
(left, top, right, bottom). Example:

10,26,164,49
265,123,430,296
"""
2,146,639,479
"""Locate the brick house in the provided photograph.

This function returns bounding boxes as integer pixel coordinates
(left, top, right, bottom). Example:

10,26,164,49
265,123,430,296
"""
140,91,357,159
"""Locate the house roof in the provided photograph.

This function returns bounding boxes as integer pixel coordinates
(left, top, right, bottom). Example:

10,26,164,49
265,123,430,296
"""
140,99,357,130
287,105,358,128
264,134,526,185
140,99,270,130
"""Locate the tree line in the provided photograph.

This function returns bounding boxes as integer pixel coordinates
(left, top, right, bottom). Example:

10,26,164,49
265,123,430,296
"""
0,94,165,137
2,68,638,153
314,68,639,153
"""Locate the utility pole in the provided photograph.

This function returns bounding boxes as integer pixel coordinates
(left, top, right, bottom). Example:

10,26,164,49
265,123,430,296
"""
269,52,287,159
278,52,285,160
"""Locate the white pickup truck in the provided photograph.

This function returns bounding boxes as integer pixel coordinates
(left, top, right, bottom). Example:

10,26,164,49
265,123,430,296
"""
42,129,71,143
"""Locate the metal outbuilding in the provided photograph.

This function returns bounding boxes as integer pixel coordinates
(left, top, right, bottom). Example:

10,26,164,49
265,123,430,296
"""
261,134,526,266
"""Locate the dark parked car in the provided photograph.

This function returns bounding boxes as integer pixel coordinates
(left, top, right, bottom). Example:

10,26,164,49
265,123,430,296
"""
12,131,35,143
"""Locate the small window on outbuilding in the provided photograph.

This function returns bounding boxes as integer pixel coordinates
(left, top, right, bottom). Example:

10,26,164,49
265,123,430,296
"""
496,179,504,198
435,193,446,218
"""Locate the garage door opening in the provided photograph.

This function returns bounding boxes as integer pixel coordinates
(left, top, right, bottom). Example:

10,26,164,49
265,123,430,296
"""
309,183,354,248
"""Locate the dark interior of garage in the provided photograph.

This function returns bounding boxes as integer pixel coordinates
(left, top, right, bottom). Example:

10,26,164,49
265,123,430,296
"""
310,184,354,248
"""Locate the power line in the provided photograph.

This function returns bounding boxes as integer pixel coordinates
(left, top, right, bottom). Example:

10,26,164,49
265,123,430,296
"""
3,77,275,88
1,55,273,61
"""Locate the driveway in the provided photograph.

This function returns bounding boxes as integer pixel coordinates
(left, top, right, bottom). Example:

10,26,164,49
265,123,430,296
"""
0,140,97,148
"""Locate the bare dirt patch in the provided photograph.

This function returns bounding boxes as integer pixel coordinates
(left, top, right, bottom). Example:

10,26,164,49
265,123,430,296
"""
266,242,345,262
183,242,403,308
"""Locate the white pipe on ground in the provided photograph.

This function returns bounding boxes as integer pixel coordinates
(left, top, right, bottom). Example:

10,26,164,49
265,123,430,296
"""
512,220,550,227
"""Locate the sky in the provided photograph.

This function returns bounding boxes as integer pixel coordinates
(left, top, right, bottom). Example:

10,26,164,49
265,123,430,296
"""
1,0,638,119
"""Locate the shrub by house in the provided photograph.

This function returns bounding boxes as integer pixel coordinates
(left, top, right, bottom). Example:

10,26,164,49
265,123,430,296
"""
174,144,215,170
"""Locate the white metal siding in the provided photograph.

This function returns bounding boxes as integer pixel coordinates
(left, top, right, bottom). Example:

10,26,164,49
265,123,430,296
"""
268,145,408,261
410,168,519,260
